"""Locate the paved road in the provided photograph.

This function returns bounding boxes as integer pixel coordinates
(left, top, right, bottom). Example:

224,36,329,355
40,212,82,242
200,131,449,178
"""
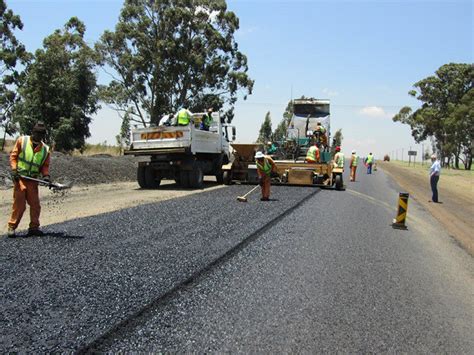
94,164,474,353
1,164,473,352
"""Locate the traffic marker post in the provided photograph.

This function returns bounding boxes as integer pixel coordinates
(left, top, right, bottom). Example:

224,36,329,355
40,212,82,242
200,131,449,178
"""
392,192,409,230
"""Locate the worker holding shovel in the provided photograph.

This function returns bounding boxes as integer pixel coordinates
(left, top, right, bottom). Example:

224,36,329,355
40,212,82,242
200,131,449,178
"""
7,122,51,238
255,151,278,201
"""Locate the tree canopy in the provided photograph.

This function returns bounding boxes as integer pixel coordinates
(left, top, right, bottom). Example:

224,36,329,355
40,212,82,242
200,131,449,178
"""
257,111,272,143
13,18,100,152
393,63,473,169
96,0,253,127
0,0,31,148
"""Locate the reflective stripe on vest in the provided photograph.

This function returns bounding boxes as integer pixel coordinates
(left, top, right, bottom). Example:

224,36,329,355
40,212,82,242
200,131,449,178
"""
352,154,358,166
367,154,373,164
177,109,190,125
17,136,49,177
256,158,272,176
306,146,318,161
335,152,344,168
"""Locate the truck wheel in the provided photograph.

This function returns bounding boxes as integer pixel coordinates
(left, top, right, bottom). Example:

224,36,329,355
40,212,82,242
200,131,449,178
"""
223,170,232,185
335,174,343,190
215,171,224,184
145,166,161,189
179,170,190,188
137,166,147,188
189,165,204,188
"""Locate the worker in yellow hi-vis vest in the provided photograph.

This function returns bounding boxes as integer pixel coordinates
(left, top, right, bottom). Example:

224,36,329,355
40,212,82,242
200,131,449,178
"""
350,150,359,181
255,151,277,201
305,143,320,163
365,152,374,174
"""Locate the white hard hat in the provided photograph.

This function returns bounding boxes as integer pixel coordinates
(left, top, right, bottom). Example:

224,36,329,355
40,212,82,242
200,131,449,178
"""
255,151,265,159
352,150,356,154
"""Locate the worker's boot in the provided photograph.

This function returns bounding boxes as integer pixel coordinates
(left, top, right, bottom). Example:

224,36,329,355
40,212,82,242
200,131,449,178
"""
27,228,44,237
7,228,16,238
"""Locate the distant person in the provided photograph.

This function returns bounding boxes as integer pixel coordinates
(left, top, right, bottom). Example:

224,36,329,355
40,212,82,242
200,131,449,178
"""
350,150,358,181
429,154,441,203
266,141,277,155
8,122,51,238
333,146,344,169
200,108,213,131
306,143,320,163
255,151,278,201
365,152,374,174
313,122,328,147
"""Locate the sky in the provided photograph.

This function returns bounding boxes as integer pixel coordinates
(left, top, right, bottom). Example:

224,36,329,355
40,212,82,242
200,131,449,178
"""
5,0,473,159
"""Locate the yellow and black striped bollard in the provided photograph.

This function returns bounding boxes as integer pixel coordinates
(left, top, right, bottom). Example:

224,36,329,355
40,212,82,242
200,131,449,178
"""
392,192,409,230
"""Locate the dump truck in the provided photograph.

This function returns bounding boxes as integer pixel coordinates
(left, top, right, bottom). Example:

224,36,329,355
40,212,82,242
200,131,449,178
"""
223,98,344,190
125,112,236,188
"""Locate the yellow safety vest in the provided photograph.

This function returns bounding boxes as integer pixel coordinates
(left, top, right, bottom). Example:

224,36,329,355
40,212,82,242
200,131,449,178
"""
351,154,358,167
367,154,374,164
306,146,318,161
17,136,49,177
202,113,212,128
256,158,272,176
177,109,191,125
335,152,344,168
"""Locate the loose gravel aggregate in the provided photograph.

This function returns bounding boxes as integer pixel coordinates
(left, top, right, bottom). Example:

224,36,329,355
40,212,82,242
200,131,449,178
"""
0,185,316,352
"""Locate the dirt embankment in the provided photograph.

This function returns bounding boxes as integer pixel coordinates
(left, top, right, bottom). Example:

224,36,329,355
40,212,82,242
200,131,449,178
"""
1,151,223,234
379,162,473,256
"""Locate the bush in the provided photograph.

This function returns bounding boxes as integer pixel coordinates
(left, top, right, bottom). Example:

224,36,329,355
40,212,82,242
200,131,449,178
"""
384,154,390,161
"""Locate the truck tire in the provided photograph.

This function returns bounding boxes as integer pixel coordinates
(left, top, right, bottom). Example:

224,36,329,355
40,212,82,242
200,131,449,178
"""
179,170,190,188
145,166,161,189
189,165,204,188
223,170,232,185
215,171,224,184
137,166,147,188
335,174,343,190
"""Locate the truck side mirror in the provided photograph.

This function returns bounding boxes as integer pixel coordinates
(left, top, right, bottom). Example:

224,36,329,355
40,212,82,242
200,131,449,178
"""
232,127,236,141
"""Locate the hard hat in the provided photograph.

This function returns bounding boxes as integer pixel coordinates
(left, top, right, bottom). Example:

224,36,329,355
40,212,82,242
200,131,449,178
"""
352,150,356,154
255,151,265,159
335,146,341,152
267,141,272,145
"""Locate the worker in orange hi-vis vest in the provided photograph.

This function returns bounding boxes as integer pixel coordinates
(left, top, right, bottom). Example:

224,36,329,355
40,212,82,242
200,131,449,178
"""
8,122,51,238
255,151,278,201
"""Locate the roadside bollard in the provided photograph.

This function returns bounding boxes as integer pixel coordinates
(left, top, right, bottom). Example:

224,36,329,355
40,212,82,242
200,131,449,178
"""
392,192,409,230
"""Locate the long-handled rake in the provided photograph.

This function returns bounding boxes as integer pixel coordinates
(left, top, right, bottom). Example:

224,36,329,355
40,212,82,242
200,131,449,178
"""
237,185,260,202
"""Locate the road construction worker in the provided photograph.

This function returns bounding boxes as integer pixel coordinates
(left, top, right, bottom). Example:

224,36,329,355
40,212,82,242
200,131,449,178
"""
366,152,374,174
255,151,277,201
333,146,344,169
8,122,51,238
305,143,320,163
200,108,213,131
176,108,193,126
350,150,358,181
266,141,277,155
313,122,328,147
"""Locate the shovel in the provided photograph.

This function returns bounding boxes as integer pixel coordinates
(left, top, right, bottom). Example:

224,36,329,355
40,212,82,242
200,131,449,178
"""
237,185,260,202
19,175,73,191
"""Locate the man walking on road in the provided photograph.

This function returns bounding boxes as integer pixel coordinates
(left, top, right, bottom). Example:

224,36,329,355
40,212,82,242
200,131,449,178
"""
350,150,358,181
366,152,374,174
429,154,441,203
333,146,344,169
255,151,277,201
8,122,51,238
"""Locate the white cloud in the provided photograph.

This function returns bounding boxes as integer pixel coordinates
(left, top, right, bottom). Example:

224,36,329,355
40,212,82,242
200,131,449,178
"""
359,106,390,118
195,6,219,23
322,88,339,97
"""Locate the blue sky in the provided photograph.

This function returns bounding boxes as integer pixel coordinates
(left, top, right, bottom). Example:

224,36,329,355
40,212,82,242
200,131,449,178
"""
6,0,473,158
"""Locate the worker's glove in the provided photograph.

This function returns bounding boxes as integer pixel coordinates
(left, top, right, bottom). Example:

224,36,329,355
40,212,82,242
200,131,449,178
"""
258,177,263,187
10,169,20,182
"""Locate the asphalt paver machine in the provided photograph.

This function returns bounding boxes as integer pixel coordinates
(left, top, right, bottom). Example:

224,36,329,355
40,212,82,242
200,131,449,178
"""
223,98,344,190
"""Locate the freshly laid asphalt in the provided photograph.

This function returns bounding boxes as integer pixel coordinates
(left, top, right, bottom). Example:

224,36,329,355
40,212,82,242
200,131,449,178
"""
1,164,473,353
1,185,316,352
94,165,473,353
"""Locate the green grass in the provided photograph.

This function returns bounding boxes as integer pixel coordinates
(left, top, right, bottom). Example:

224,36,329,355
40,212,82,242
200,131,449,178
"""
385,160,473,177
